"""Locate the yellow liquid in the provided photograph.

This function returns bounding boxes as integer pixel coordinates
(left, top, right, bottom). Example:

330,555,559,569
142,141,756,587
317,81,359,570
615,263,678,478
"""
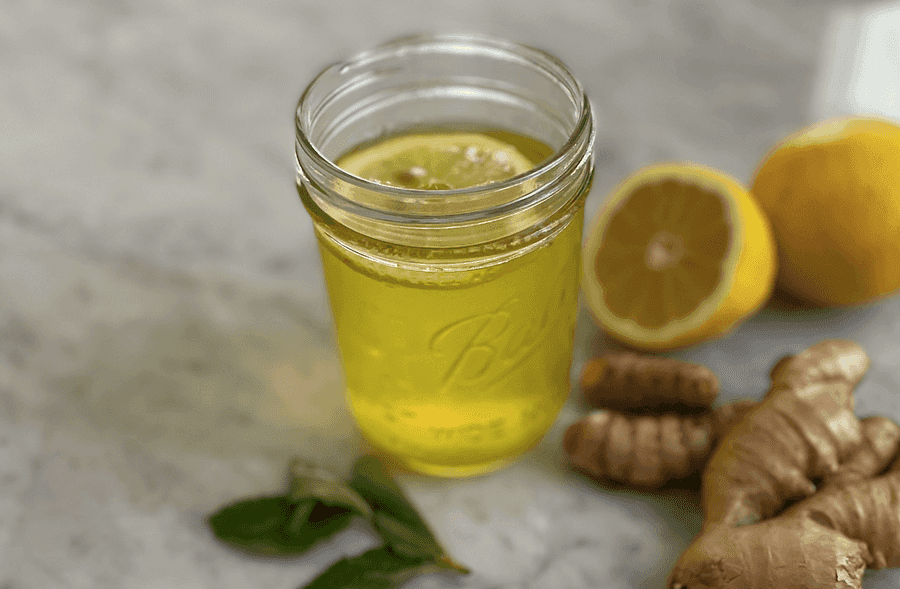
318,130,585,477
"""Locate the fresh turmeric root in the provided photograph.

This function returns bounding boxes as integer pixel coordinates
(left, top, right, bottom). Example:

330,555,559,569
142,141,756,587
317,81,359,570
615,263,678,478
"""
567,352,749,488
667,340,900,589
564,400,756,489
579,352,719,413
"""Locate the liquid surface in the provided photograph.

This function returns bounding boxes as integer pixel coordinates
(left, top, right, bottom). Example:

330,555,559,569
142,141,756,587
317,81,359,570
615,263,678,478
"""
338,131,535,190
319,130,583,477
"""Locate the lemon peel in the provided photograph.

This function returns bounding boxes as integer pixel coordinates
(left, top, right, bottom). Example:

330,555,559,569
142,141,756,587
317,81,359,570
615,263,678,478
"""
750,116,900,307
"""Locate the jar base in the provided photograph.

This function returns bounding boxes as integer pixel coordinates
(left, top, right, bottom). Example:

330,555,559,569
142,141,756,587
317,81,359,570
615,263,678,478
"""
384,453,518,478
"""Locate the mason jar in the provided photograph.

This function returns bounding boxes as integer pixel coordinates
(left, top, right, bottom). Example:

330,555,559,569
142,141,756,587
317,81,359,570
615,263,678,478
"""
295,34,594,477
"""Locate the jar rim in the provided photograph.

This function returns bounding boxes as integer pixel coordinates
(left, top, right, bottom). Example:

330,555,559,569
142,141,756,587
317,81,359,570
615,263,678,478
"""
295,33,592,203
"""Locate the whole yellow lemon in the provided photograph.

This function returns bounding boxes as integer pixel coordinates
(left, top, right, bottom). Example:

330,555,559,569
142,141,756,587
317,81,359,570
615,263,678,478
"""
750,116,900,307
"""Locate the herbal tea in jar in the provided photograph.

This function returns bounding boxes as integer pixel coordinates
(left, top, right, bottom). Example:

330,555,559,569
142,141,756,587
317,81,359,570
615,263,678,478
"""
295,34,594,477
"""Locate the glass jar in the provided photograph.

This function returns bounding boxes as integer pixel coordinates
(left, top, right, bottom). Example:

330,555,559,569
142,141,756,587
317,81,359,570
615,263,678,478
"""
295,34,594,477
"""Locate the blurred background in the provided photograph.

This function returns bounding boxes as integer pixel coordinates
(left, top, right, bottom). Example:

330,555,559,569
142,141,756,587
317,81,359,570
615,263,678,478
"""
2,0,900,587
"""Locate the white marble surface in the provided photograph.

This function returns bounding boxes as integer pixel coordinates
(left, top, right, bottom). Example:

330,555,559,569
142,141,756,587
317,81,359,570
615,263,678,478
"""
4,1,900,587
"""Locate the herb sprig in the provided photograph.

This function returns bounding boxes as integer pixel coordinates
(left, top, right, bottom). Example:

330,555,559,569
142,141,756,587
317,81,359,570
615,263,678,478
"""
207,455,469,588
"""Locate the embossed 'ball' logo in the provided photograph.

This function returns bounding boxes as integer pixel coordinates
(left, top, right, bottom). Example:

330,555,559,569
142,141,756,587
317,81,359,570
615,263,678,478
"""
428,294,564,392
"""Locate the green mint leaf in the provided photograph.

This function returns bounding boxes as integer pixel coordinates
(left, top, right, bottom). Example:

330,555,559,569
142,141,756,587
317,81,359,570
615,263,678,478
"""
371,511,439,560
208,496,355,556
285,500,316,537
300,546,458,589
349,456,470,573
208,458,377,557
289,458,372,520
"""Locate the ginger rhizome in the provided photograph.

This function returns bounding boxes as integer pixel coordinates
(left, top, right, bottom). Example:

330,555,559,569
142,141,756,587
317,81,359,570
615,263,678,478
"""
819,415,900,489
564,400,756,488
699,339,868,529
567,340,900,587
669,415,900,589
667,340,900,589
579,352,719,413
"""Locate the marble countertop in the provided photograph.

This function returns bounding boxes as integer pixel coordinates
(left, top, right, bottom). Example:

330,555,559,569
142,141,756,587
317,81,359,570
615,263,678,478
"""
4,0,900,587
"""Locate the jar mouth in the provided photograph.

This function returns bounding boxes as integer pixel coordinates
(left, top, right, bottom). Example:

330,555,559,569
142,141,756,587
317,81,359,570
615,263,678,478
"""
295,33,594,246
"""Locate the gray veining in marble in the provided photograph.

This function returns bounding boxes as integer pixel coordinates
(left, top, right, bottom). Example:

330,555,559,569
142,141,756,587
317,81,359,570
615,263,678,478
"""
4,0,900,587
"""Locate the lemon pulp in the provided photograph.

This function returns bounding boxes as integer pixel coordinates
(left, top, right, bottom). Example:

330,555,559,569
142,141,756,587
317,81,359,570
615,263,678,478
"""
596,179,732,329
583,164,776,350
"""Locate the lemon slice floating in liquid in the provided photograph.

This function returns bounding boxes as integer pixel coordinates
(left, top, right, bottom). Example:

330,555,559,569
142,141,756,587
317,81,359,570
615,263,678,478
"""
337,132,535,190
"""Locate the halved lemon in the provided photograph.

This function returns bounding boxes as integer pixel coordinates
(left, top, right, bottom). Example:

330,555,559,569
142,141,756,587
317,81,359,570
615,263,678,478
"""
337,132,535,190
582,163,777,350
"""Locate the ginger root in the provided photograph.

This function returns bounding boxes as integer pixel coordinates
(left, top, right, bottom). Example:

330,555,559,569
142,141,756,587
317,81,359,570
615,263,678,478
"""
700,339,868,528
667,340,900,589
669,417,900,589
579,352,719,413
569,340,900,588
819,415,900,489
564,400,756,488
